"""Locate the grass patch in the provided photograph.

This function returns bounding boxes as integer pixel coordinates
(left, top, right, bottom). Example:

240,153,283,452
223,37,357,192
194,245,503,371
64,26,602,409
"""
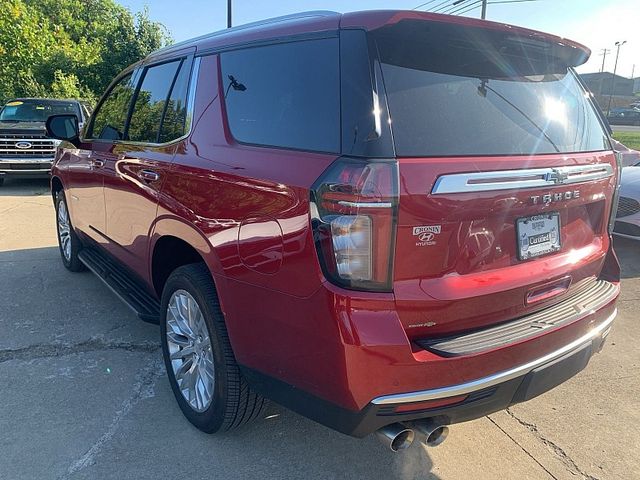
613,131,640,151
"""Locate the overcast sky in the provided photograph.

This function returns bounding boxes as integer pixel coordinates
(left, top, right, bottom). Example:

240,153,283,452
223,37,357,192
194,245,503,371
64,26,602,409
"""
119,0,640,77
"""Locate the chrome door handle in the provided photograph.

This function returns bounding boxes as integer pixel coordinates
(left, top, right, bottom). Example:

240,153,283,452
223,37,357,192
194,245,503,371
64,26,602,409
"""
138,169,160,182
91,159,105,168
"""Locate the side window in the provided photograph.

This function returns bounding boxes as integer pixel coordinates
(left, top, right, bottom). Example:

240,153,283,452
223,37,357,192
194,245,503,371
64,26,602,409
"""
127,60,181,143
89,73,135,140
220,38,340,153
158,60,191,143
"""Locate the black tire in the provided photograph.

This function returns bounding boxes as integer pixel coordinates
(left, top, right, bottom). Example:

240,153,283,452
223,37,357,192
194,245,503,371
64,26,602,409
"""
55,190,85,272
160,263,266,433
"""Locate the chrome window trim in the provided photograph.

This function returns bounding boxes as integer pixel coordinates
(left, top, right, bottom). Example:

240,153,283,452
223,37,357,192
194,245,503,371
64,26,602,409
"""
372,308,617,405
431,163,614,195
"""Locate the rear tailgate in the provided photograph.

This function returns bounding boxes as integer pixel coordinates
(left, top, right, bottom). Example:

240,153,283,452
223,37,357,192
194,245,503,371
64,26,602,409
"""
368,14,617,339
393,152,616,338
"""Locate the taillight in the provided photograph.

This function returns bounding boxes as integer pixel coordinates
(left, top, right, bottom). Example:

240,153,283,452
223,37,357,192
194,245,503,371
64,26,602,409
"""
310,157,399,292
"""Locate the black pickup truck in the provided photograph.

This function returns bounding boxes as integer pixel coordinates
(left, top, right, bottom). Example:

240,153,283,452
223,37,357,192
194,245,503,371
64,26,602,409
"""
0,98,90,186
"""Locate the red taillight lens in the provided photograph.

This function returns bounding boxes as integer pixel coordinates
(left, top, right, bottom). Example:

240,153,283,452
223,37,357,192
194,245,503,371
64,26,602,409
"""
311,157,399,291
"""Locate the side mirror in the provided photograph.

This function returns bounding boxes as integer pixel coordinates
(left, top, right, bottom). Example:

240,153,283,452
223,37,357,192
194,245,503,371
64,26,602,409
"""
46,114,80,147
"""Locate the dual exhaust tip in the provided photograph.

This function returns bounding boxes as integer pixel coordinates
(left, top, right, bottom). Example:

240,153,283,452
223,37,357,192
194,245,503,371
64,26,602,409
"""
375,419,449,452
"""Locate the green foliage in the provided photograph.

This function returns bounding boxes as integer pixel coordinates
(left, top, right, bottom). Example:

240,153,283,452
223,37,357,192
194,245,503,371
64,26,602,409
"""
90,73,135,139
613,131,640,151
0,0,171,103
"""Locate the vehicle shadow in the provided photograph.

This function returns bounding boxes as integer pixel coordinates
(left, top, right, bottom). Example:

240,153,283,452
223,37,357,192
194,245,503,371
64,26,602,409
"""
614,236,639,279
207,400,442,480
0,177,50,197
0,245,441,479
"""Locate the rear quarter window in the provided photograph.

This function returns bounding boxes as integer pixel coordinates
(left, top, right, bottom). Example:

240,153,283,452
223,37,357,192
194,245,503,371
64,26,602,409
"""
220,38,340,153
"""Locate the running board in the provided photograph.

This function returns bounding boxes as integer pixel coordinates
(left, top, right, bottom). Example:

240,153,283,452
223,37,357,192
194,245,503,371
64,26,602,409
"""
78,248,160,324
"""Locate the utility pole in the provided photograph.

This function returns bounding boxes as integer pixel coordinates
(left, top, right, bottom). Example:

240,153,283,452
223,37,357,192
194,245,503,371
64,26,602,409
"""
227,0,232,28
599,48,610,73
481,0,487,19
606,40,626,116
632,64,636,79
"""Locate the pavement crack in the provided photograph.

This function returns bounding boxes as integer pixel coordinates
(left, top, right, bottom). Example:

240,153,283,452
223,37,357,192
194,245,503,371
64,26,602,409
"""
0,338,160,364
59,359,165,479
487,416,559,480
505,408,600,480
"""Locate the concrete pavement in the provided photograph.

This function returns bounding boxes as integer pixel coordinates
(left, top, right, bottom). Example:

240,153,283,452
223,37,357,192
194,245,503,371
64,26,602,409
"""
0,177,638,480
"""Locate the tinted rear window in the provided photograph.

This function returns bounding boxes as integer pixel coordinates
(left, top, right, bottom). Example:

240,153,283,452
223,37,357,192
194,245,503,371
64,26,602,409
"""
220,38,340,153
374,24,610,157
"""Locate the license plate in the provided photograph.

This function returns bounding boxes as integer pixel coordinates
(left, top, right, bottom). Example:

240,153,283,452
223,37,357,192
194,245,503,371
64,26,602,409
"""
516,213,561,260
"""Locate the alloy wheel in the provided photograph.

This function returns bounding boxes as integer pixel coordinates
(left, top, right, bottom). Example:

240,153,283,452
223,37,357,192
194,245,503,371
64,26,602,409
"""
57,200,72,261
166,290,215,412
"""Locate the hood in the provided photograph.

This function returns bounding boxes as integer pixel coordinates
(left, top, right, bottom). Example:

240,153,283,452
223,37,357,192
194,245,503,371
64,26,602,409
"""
0,120,46,136
620,166,640,198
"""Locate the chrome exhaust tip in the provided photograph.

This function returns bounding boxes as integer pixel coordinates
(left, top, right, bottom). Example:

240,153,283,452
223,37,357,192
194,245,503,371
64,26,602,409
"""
375,423,415,452
412,419,450,447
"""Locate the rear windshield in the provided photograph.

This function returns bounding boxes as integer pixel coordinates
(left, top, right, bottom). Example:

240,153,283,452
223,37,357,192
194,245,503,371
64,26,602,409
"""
0,99,80,123
374,24,610,157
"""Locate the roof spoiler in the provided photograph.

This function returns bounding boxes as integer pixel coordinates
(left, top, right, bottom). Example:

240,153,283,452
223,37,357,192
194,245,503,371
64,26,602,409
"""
347,11,590,77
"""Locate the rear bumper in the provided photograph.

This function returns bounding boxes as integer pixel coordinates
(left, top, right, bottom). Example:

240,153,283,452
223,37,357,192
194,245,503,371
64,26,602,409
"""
242,308,616,437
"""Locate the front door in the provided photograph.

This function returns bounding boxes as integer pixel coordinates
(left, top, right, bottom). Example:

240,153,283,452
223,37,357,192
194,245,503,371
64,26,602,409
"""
70,70,138,244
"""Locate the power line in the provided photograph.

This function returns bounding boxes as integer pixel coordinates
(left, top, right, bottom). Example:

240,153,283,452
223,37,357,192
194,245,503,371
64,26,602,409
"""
448,0,541,17
457,2,483,15
443,0,482,15
412,0,442,10
487,0,539,4
427,0,456,13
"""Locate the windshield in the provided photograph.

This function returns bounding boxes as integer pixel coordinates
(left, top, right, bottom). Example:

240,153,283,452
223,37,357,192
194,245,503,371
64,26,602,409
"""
0,99,81,123
373,22,610,157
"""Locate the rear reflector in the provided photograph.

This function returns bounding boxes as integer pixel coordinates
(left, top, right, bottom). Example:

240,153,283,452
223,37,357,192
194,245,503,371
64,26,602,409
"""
393,395,468,413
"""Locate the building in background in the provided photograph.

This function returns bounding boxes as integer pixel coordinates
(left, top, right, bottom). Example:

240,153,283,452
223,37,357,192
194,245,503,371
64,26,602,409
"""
581,72,634,96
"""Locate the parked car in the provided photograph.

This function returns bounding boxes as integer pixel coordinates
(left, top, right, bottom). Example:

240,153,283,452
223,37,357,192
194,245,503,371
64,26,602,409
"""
611,139,640,167
46,11,620,451
0,98,89,186
614,163,640,239
607,108,640,126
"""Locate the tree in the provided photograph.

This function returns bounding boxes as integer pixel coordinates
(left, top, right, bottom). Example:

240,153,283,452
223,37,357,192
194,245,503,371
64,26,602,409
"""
0,0,171,103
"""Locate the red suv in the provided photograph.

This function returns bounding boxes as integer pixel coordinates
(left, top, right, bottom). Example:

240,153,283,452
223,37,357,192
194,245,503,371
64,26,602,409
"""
46,11,620,451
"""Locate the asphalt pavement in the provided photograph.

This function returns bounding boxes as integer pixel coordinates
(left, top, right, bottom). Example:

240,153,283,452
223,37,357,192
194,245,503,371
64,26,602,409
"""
612,124,640,133
0,177,638,480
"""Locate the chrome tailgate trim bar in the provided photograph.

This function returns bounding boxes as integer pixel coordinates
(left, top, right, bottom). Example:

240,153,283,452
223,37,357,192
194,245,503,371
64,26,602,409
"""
431,164,613,194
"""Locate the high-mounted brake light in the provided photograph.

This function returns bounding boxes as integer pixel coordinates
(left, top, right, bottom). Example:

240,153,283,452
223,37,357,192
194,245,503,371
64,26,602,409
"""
310,158,399,292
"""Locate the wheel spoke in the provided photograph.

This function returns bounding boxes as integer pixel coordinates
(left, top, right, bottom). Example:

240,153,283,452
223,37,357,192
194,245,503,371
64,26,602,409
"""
170,344,196,360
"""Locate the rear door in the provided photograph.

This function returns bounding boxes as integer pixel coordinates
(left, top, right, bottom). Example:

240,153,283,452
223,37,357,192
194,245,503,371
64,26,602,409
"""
101,54,195,279
369,20,617,338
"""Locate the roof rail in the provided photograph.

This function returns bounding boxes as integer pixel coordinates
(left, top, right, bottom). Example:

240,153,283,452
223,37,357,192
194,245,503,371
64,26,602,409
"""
154,11,340,55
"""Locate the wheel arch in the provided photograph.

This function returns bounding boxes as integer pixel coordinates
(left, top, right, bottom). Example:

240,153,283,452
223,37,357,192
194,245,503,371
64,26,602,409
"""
149,217,226,299
51,176,64,201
